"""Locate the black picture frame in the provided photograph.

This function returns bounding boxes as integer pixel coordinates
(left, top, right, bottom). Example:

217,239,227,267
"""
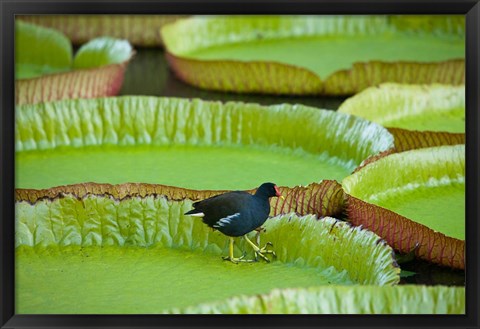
1,1,479,328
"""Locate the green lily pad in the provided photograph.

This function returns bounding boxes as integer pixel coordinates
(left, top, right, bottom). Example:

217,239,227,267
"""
161,15,464,95
338,84,465,132
18,15,187,46
15,21,134,105
73,37,133,70
167,285,464,314
342,145,465,269
15,187,400,313
338,84,465,151
15,20,72,79
15,96,394,190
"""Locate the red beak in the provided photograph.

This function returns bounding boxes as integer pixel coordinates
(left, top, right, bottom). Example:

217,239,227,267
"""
274,185,284,199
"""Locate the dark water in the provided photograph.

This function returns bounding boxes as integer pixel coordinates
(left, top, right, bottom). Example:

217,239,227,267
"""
119,48,465,287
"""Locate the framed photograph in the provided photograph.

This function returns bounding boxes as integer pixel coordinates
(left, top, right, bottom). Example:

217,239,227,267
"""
1,1,478,328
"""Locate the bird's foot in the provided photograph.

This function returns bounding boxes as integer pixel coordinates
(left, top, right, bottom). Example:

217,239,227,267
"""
222,252,256,264
254,242,276,262
259,241,276,256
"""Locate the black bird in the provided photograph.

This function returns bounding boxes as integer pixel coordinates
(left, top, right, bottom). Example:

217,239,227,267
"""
184,182,284,263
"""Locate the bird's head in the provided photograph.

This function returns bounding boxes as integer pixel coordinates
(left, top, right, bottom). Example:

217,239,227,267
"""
256,182,284,199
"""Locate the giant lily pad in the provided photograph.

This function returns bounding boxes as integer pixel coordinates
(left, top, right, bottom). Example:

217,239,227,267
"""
167,285,464,314
338,84,465,151
15,184,400,313
17,15,187,46
161,15,464,96
15,21,134,105
342,145,465,269
15,96,394,190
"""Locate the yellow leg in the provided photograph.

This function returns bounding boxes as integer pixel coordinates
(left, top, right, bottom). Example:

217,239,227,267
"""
229,236,234,258
255,228,262,246
222,237,255,264
244,235,276,263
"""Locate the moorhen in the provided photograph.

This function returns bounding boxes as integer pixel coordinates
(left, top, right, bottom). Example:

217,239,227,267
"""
184,182,283,264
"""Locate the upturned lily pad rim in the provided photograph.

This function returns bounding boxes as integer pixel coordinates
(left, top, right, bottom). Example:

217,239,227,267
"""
338,82,465,152
15,96,395,175
342,145,465,269
16,180,346,224
342,145,465,237
342,145,465,203
15,60,131,106
387,127,465,152
337,83,465,134
166,284,465,314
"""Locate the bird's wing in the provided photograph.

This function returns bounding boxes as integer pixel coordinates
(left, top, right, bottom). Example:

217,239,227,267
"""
194,191,250,214
190,191,250,226
184,193,235,216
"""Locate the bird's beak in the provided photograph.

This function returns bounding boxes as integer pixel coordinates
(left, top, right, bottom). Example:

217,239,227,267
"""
274,186,284,199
